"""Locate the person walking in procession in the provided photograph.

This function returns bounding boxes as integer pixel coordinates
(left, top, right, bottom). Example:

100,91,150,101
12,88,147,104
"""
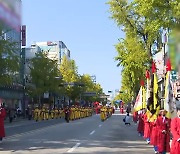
170,99,180,154
156,109,171,154
137,110,144,136
0,102,6,143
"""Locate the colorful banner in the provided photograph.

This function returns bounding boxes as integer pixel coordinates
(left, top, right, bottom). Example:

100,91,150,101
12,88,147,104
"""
164,71,173,118
153,73,158,110
134,86,146,111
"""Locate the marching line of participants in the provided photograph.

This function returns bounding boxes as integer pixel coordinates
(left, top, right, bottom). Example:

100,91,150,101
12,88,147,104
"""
133,109,173,154
100,106,114,121
33,106,93,122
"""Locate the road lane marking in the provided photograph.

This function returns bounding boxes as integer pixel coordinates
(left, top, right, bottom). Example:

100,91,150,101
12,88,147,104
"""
89,130,95,135
67,142,81,153
99,124,102,127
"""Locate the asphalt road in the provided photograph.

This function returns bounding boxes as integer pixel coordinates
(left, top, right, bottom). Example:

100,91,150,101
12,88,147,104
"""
0,111,154,154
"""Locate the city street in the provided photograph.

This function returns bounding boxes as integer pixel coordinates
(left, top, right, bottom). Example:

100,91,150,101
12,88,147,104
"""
0,112,154,154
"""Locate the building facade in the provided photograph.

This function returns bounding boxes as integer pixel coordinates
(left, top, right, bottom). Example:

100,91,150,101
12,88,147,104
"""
25,41,71,80
0,0,23,111
24,41,71,107
35,41,71,65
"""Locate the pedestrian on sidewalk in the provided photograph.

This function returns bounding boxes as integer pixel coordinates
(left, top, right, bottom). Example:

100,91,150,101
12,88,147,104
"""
0,103,6,143
170,99,180,154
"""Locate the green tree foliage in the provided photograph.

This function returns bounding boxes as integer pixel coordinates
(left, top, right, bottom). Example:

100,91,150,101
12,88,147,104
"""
60,55,81,102
115,35,149,101
108,0,180,103
108,0,178,55
29,52,59,97
0,26,19,85
80,74,103,102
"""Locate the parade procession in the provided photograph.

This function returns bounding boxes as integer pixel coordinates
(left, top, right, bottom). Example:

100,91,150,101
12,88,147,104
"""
32,105,93,122
0,0,180,153
132,58,180,154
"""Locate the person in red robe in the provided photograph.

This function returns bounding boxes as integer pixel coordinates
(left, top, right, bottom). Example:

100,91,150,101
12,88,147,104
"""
150,114,158,153
120,105,124,114
137,110,144,136
0,103,6,142
156,110,171,154
132,111,138,123
143,111,151,144
170,100,180,154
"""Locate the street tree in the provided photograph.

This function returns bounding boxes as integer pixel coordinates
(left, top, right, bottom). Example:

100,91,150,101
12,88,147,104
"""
29,52,60,102
108,0,179,102
0,26,19,85
115,35,149,101
80,74,103,102
59,55,81,103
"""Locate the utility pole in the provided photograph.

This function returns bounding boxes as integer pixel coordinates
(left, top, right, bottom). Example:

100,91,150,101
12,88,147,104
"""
162,31,167,109
21,48,26,118
21,25,26,117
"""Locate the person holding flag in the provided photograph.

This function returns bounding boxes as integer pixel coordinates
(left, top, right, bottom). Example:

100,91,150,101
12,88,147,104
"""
134,80,146,136
143,109,151,144
149,112,159,154
164,58,173,119
156,109,171,154
170,99,180,154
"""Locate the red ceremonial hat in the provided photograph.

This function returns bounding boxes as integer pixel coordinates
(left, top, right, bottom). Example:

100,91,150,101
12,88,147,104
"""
145,70,150,79
166,58,171,71
152,61,156,73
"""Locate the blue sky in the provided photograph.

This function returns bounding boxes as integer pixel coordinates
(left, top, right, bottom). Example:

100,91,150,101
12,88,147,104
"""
22,0,124,94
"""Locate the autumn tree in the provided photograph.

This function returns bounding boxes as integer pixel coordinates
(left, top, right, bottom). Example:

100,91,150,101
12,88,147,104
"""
60,55,81,103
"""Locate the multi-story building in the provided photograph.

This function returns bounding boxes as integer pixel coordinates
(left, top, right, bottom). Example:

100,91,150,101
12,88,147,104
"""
35,41,71,64
25,41,71,79
0,0,22,110
24,41,71,107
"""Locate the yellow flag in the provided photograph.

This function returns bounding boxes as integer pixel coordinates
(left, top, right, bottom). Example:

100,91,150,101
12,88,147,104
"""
153,73,158,110
142,87,146,109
